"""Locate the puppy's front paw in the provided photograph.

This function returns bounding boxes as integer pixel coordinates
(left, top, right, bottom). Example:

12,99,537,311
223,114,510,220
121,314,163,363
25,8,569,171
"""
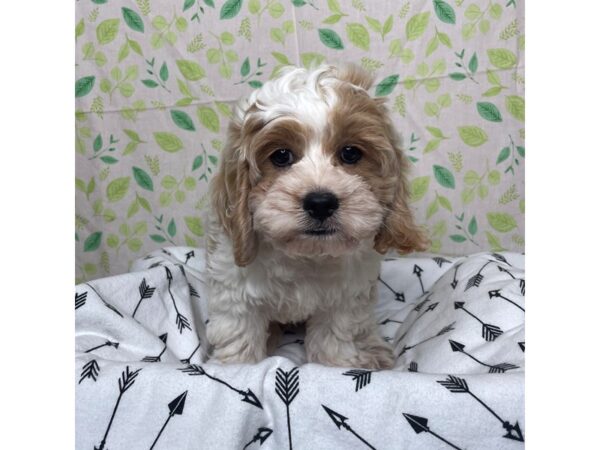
307,335,396,369
353,342,395,370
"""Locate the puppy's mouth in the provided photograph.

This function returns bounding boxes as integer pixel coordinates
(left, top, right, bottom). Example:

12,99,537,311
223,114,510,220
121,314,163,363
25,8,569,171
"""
303,228,337,236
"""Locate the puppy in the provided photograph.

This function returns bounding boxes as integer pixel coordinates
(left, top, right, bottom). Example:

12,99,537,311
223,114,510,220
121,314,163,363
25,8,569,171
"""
205,64,428,369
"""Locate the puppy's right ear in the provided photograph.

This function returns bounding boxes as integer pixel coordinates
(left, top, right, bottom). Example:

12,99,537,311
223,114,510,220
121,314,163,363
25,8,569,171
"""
210,121,258,267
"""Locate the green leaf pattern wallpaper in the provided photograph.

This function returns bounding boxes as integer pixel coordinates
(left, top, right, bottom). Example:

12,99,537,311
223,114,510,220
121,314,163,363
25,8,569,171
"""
75,0,524,281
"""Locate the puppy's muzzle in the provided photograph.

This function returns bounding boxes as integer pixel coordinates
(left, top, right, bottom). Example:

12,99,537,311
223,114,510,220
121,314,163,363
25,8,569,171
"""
303,191,339,222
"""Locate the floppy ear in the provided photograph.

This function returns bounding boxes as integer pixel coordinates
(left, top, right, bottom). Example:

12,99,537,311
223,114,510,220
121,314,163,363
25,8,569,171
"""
210,121,258,266
373,103,430,255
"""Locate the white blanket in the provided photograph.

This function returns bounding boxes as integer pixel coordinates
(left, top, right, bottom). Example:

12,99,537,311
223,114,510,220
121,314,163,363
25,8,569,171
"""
76,248,524,449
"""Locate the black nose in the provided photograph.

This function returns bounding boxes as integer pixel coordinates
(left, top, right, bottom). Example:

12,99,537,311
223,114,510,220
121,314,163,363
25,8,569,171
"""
303,191,339,221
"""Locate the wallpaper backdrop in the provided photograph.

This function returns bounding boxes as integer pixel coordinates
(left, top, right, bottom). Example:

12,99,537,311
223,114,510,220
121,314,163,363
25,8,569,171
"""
75,0,525,282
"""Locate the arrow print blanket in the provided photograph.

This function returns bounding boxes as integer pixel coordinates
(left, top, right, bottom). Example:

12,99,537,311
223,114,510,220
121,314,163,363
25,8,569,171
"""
76,247,524,449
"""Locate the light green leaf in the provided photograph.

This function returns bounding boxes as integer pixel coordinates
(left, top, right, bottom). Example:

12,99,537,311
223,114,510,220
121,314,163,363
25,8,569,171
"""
76,19,85,40
426,198,439,219
153,132,184,153
176,59,205,81
106,177,131,202
426,126,444,138
383,15,393,35
424,139,441,153
272,51,291,65
346,23,370,51
221,31,235,45
505,95,525,122
465,4,481,20
271,28,285,44
458,126,488,147
248,0,260,14
410,176,430,202
185,216,204,236
268,2,285,18
487,48,517,69
301,52,326,68
161,175,178,189
96,19,120,45
406,12,430,41
490,3,503,19
365,16,382,33
487,212,517,232
438,195,452,211
488,170,501,185
197,106,220,133
486,231,505,251
464,170,479,185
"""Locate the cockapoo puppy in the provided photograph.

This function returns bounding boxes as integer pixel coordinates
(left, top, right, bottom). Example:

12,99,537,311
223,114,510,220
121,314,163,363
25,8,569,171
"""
206,64,428,369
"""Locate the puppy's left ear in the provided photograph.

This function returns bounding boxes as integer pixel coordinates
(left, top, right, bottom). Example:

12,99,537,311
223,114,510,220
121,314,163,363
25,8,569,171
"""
373,103,430,255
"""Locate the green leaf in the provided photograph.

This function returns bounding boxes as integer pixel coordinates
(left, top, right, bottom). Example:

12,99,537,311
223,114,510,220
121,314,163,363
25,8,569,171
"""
241,57,251,77
482,86,502,97
106,177,131,202
248,80,263,89
84,232,103,252
487,212,517,232
184,0,196,11
318,28,344,50
176,59,205,81
100,156,119,164
438,31,452,47
406,12,430,41
168,218,177,237
268,2,285,18
488,170,501,185
468,52,478,73
375,74,399,96
75,76,95,97
96,19,120,45
468,216,478,235
458,126,488,147
383,15,393,35
208,155,219,166
410,176,430,202
142,79,159,88
76,19,85,40
465,4,481,20
192,155,204,171
122,7,144,32
220,0,243,19
433,165,455,189
161,175,178,189
426,126,444,138
365,16,382,33
221,31,235,45
425,36,439,57
517,146,525,158
159,62,169,82
487,69,502,86
327,0,342,13
449,72,466,81
197,106,220,133
300,52,326,68
438,195,452,211
426,198,439,219
487,48,517,69
485,231,505,251
346,23,370,51
170,109,196,131
272,51,291,65
477,102,503,122
433,0,456,24
464,170,479,185
505,95,525,122
423,139,441,153
132,167,154,191
496,146,510,164
153,132,184,153
150,234,167,243
185,216,204,236
490,3,503,19
450,234,466,243
93,134,103,152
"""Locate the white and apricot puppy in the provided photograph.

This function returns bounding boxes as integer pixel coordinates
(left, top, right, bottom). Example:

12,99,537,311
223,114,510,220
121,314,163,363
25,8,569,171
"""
205,64,428,369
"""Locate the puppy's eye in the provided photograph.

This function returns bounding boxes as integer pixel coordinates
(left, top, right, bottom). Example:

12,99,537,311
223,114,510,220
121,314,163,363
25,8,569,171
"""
339,146,362,164
269,148,294,167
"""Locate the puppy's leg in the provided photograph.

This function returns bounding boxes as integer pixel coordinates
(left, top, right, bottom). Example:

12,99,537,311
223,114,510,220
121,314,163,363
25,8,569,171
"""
305,286,394,369
207,293,269,364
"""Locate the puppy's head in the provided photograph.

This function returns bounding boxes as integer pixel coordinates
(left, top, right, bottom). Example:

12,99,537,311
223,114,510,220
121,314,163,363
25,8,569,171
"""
211,64,429,266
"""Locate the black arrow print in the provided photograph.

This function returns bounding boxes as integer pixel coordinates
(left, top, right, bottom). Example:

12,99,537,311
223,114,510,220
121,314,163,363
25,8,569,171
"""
403,413,464,449
149,261,164,269
149,391,188,450
85,282,123,318
343,369,372,392
519,279,525,295
75,291,87,310
243,427,273,449
408,362,418,372
184,250,195,264
397,302,440,343
449,340,519,373
465,261,492,291
94,366,142,450
322,405,376,449
413,294,432,312
432,256,452,267
398,322,456,356
142,333,168,362
378,276,405,302
488,290,525,312
165,267,191,333
177,264,201,298
518,341,525,352
451,263,462,289
490,253,511,266
497,265,515,279
85,340,119,354
413,265,426,295
454,302,503,341
132,278,156,319
276,367,299,450
379,318,403,325
79,359,100,384
179,342,202,364
179,364,262,409
437,375,524,442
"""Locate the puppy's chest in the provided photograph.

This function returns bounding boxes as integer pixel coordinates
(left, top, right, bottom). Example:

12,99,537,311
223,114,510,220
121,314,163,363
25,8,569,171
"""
247,253,380,323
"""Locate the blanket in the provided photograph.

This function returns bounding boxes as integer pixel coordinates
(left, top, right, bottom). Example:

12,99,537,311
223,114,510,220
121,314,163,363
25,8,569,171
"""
75,248,524,449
